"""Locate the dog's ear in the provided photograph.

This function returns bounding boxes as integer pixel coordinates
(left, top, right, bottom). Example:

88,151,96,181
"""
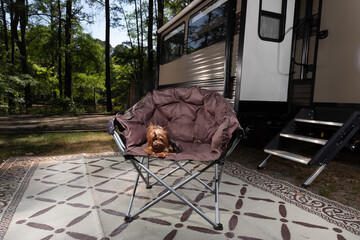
147,122,157,133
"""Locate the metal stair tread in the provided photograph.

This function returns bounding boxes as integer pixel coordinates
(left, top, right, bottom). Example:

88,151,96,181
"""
264,149,311,164
294,118,343,127
280,133,328,145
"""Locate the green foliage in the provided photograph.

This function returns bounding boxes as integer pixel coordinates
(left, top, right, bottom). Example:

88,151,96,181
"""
72,33,106,74
30,62,59,101
49,97,76,111
0,0,192,114
71,33,107,108
27,25,57,68
112,61,132,107
73,72,105,106
164,0,190,22
0,74,36,104
111,44,135,111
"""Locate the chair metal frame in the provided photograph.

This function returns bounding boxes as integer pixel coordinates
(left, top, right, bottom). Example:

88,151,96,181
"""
108,119,243,230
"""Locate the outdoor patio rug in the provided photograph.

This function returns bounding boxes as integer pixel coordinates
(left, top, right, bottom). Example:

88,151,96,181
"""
0,153,359,240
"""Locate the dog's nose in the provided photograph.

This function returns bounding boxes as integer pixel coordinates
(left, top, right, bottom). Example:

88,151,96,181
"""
154,143,158,146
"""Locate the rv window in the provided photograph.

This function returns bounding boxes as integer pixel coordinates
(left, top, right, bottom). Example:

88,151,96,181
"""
162,24,185,64
187,0,228,53
258,0,287,42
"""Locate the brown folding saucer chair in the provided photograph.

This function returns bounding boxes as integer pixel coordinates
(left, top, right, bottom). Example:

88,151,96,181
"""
107,86,244,230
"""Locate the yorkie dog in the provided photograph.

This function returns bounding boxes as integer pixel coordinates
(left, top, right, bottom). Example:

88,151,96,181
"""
143,123,175,158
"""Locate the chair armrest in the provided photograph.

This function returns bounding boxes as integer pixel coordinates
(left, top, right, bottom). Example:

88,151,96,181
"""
234,126,245,140
220,126,244,161
108,118,127,152
107,119,116,135
107,119,115,135
108,118,126,135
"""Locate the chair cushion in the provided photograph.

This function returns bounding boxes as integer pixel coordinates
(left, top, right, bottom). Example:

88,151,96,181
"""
115,86,240,161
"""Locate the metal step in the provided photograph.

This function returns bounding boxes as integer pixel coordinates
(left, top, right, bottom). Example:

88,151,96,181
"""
280,133,328,145
264,149,311,165
294,118,343,127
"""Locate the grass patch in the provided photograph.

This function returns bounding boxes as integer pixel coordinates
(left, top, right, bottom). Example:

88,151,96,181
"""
318,182,337,198
0,132,116,164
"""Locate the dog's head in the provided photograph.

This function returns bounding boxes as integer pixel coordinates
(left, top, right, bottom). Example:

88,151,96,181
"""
146,123,170,153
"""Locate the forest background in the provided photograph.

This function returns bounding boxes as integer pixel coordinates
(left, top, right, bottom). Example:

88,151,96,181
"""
0,0,191,114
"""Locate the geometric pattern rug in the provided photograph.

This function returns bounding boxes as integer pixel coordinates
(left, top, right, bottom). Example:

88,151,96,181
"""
0,152,359,240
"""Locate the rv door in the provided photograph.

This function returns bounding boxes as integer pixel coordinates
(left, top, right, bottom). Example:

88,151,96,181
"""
239,0,295,102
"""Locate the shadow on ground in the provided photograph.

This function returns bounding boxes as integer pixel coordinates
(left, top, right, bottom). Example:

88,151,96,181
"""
228,143,360,210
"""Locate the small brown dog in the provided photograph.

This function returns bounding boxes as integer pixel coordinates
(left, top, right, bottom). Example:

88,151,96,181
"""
144,123,175,158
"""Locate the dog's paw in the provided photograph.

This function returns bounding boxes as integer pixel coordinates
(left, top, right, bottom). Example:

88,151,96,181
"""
143,148,155,156
156,152,166,158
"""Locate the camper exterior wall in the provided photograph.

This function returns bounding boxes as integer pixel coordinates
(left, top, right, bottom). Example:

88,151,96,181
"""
239,0,295,102
159,42,226,85
158,0,297,113
314,0,360,105
158,0,241,101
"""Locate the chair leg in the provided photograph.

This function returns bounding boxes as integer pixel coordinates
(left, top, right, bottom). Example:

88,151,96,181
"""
149,160,191,188
125,157,145,222
126,159,222,229
174,161,215,193
217,163,225,189
214,162,223,230
146,157,152,189
129,157,150,187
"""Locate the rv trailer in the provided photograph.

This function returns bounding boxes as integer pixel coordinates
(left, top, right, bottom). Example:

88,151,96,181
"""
156,0,360,187
157,0,297,114
156,0,360,136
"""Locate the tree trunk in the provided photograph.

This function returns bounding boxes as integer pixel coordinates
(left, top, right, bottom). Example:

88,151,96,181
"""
105,0,112,112
50,3,56,68
8,0,15,110
134,0,142,100
147,0,154,91
156,0,164,90
139,0,143,96
58,0,63,97
0,0,9,53
93,87,96,111
9,0,15,66
157,0,164,31
22,0,31,108
13,0,31,108
64,0,72,99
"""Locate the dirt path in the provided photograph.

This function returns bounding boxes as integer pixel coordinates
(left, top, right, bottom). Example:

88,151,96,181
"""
0,114,114,133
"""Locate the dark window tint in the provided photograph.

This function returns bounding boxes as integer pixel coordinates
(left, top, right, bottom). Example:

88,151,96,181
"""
162,24,185,64
187,0,228,53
